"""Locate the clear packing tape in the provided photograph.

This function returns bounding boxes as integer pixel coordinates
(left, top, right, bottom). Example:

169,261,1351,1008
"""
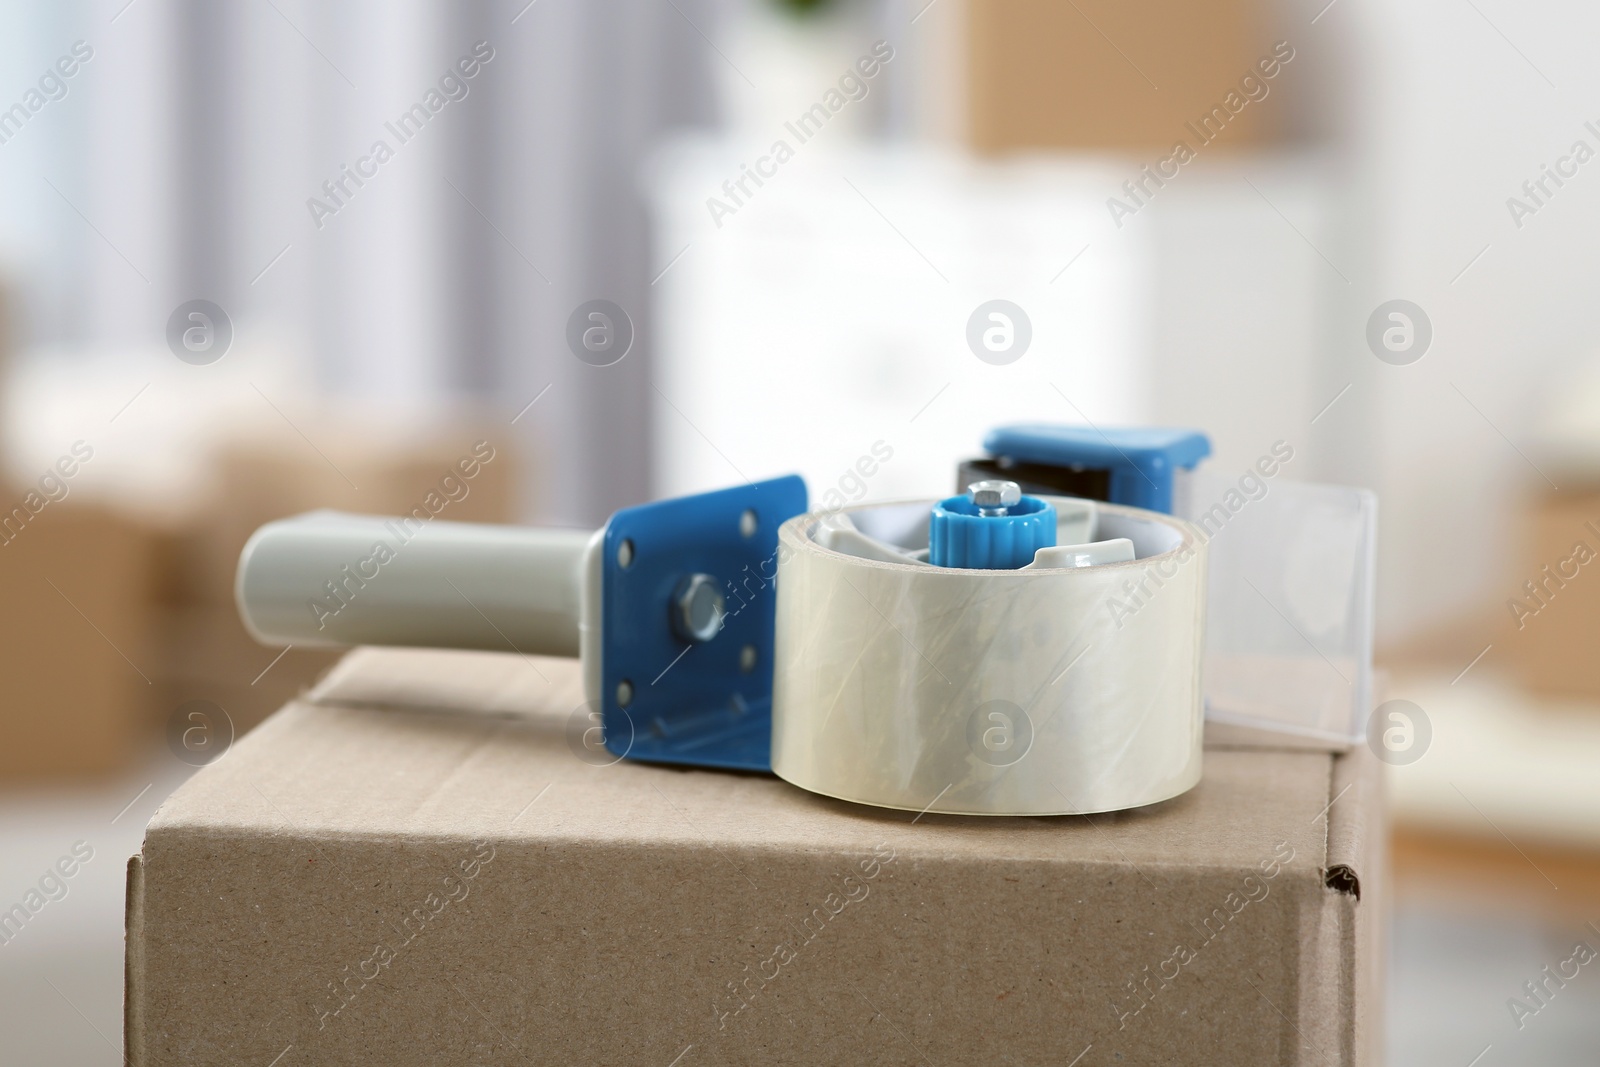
772,498,1207,816
1174,472,1377,749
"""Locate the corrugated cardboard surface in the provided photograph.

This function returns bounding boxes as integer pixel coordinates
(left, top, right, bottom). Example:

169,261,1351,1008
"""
128,649,1382,1065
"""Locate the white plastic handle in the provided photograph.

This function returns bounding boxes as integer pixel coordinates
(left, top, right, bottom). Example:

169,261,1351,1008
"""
235,511,598,656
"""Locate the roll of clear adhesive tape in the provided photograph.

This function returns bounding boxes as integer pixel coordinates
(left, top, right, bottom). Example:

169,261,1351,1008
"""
771,497,1207,816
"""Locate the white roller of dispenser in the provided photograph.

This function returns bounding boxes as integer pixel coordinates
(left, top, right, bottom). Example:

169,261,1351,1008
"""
772,498,1207,816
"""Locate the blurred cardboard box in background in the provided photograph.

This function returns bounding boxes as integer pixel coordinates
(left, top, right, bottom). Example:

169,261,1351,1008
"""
0,386,521,783
0,500,155,780
163,426,517,607
145,424,520,745
1505,487,1600,701
966,0,1278,155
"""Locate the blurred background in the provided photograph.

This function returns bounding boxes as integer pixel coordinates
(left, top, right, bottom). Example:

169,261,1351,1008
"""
1,0,1598,1062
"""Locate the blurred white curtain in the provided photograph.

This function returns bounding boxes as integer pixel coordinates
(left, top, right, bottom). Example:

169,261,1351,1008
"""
0,0,718,527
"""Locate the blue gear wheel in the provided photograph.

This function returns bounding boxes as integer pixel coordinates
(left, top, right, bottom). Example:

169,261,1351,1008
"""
929,483,1056,569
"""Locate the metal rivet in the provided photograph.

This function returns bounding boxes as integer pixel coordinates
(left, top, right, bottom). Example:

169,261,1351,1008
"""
616,680,634,708
672,574,725,644
617,539,634,569
739,509,758,538
739,644,758,673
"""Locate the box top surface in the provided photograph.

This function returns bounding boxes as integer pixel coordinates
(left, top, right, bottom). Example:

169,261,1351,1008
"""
149,648,1370,881
132,647,1383,1067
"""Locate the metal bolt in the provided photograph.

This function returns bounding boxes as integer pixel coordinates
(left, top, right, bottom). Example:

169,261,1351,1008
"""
968,479,1021,516
672,573,726,643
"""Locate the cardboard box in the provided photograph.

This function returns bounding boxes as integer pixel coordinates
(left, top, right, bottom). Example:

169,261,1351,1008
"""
967,0,1279,155
173,426,518,608
0,499,155,779
1504,487,1600,700
147,604,343,736
141,422,518,738
127,648,1384,1065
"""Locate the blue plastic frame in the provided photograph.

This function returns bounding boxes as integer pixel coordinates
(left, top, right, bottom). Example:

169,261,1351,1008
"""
599,475,807,771
982,424,1211,514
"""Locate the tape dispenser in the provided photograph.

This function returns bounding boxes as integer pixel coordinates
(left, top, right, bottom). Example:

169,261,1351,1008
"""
237,425,1374,816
